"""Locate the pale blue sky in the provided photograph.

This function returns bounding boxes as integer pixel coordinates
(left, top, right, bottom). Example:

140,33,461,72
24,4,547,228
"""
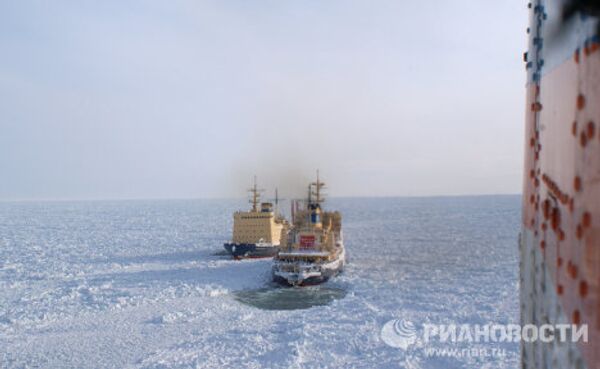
0,1,527,200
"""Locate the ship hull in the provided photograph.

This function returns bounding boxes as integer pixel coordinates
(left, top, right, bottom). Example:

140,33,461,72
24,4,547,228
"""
272,248,345,287
521,1,600,368
272,266,342,286
223,243,279,259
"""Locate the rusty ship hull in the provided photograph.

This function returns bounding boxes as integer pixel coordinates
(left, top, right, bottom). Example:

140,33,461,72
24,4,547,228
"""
521,1,600,368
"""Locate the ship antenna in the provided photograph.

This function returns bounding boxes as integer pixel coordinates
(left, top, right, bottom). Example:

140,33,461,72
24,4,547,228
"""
273,188,282,216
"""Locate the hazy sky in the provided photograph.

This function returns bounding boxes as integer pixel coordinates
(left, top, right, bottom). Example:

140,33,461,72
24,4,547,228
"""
0,1,527,200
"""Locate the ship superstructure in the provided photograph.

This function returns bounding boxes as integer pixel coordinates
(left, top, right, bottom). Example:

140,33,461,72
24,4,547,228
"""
224,178,287,259
272,173,345,286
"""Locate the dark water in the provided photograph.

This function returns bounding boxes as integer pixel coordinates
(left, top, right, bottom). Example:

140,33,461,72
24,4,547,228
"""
234,285,347,310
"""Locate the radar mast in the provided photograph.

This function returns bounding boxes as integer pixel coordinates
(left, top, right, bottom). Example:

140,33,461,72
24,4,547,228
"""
248,176,263,212
310,170,326,206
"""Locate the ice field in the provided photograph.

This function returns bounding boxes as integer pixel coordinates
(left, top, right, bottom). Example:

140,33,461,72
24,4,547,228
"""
0,196,520,368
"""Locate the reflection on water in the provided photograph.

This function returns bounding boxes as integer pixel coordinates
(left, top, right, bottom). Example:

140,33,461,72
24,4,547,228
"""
234,285,347,310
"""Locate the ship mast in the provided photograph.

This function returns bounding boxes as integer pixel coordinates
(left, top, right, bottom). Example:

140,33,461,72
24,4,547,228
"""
248,176,263,212
311,170,325,206
271,187,284,217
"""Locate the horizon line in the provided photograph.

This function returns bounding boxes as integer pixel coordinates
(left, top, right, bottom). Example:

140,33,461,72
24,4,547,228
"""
0,193,522,203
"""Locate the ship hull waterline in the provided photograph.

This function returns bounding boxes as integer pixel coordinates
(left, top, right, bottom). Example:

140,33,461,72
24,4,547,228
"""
223,243,279,260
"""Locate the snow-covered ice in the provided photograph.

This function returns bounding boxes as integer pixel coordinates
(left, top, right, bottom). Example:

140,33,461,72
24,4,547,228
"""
0,196,520,368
